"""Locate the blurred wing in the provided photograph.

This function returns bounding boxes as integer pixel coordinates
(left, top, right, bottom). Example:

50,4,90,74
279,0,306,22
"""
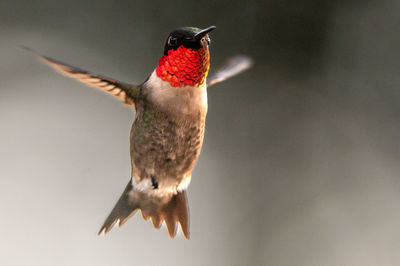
207,55,253,87
21,46,140,105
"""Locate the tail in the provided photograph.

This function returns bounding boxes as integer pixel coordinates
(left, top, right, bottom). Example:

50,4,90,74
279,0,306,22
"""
98,178,190,239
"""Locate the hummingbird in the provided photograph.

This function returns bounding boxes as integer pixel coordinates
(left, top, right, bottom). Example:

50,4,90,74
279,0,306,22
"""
24,26,252,239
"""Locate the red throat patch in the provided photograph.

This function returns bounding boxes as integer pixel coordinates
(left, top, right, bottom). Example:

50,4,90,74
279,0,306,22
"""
156,46,210,87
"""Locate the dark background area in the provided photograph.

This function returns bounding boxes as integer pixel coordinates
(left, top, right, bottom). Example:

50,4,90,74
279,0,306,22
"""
1,0,400,265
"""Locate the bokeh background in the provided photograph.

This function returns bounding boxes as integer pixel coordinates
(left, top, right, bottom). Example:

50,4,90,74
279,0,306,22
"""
1,0,400,265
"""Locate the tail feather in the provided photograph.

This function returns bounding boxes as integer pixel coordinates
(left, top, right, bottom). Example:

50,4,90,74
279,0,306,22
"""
99,178,190,239
159,191,189,238
98,180,138,234
175,192,190,238
151,215,162,229
163,206,178,237
141,211,150,221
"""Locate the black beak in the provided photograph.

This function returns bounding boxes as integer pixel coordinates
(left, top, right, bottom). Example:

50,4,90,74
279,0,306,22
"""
194,25,216,40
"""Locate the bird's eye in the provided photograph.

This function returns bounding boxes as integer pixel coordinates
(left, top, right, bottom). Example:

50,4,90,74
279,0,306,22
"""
168,36,177,46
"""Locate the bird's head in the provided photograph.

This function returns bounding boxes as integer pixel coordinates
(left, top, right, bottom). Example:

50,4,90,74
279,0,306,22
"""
156,26,216,87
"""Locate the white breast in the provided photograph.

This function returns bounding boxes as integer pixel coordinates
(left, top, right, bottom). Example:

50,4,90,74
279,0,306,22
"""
144,70,208,115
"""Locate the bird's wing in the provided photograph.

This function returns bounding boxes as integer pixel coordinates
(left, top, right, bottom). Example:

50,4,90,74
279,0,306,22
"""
21,46,140,105
207,55,253,87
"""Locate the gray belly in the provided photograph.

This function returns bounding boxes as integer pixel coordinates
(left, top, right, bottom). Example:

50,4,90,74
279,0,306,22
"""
130,105,206,186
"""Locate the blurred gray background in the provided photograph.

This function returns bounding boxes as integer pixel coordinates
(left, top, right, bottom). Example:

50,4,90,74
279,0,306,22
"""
1,0,400,265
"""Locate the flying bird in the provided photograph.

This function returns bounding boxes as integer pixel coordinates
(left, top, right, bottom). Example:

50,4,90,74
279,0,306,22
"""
24,26,252,239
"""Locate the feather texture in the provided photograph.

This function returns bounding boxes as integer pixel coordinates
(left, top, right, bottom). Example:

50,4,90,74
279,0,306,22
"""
20,46,140,106
99,179,190,239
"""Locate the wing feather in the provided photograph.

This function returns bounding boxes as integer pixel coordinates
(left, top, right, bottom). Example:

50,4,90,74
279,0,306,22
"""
207,55,253,87
21,46,140,105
